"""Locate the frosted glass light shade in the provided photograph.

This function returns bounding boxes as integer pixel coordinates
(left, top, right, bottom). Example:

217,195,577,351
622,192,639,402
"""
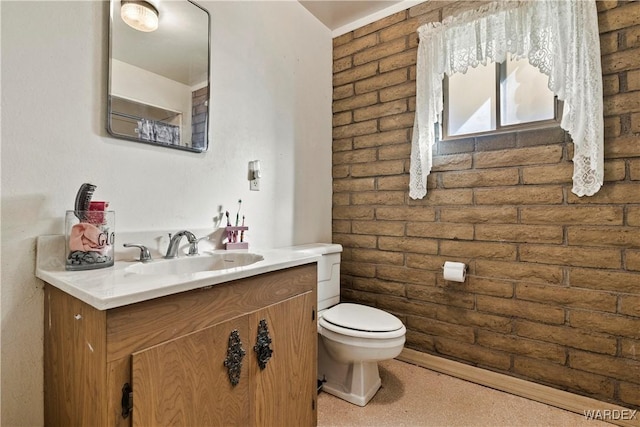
121,1,159,32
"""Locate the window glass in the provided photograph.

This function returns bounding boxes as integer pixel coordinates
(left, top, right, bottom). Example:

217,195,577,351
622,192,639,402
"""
444,57,558,139
447,63,496,137
500,58,555,126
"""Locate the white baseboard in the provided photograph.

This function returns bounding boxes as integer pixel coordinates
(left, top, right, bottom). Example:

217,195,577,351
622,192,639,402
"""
398,348,639,427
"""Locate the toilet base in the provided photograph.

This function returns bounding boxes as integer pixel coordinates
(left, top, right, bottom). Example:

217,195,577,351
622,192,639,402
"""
319,359,382,407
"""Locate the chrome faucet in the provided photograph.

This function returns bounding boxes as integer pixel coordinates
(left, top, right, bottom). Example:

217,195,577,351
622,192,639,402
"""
165,230,199,259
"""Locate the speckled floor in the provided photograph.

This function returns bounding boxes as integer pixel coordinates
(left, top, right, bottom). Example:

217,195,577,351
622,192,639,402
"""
317,359,614,427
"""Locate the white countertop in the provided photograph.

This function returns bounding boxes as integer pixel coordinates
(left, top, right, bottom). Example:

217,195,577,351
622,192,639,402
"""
36,235,320,310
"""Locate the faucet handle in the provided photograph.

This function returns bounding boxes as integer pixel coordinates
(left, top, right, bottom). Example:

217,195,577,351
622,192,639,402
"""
123,243,153,262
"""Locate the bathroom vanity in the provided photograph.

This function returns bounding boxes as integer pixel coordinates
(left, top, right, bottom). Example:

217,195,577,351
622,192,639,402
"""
37,237,319,426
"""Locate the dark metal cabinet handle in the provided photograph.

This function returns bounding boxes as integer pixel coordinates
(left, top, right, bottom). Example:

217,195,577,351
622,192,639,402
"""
224,329,246,386
121,383,133,418
253,319,273,370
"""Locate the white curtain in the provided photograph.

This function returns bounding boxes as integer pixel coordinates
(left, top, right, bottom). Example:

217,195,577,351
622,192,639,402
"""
410,0,603,199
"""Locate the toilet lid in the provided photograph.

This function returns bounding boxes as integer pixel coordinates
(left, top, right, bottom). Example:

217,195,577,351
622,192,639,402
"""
322,303,403,332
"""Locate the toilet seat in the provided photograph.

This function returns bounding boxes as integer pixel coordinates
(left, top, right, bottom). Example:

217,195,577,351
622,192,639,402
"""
319,303,406,339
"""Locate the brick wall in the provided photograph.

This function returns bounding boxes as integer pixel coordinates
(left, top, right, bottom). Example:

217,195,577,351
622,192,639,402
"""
332,0,640,410
191,85,209,150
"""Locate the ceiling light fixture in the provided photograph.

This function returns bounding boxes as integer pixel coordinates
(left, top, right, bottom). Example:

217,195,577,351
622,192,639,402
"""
121,0,159,33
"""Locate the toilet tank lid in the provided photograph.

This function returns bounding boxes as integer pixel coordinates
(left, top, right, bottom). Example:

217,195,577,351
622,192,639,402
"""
322,303,404,332
289,243,343,255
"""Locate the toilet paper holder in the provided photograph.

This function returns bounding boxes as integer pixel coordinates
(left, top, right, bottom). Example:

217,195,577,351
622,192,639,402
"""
441,261,468,282
441,262,467,271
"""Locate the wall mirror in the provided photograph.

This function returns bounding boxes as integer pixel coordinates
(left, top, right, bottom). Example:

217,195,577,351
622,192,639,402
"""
107,0,210,153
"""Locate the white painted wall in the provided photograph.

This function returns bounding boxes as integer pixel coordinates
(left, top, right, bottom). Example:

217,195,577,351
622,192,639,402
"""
111,59,192,114
111,59,193,145
0,1,332,424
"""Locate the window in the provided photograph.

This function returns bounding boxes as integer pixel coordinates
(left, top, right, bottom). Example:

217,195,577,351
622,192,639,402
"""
409,0,604,200
441,57,561,140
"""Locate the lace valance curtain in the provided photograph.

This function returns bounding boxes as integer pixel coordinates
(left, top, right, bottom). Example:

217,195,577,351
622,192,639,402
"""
410,0,603,199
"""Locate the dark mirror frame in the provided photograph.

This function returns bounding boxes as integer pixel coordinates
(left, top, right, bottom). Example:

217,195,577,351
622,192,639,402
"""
106,0,211,153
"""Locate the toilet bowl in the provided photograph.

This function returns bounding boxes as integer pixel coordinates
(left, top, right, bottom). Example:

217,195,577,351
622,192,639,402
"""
318,303,406,406
292,243,406,407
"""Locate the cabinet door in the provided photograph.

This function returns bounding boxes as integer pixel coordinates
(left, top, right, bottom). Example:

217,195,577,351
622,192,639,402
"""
250,291,317,427
131,317,250,426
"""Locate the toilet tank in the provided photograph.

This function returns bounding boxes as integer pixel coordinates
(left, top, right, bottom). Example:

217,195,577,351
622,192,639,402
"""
290,243,342,311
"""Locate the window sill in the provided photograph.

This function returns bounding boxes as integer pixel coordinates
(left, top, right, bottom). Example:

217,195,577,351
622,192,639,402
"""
439,119,563,142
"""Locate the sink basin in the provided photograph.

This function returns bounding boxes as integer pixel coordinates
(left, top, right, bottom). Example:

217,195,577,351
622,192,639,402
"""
125,252,264,275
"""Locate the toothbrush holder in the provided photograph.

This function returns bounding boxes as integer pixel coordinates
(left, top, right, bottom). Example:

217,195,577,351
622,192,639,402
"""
225,226,248,250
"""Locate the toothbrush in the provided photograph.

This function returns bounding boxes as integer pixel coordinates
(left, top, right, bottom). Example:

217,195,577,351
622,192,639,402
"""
235,199,242,226
225,211,232,243
240,216,245,242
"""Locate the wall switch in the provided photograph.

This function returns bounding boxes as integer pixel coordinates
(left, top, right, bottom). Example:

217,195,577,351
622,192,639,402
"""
250,179,260,191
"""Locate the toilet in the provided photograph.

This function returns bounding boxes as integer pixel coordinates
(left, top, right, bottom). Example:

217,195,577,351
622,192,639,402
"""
293,243,406,407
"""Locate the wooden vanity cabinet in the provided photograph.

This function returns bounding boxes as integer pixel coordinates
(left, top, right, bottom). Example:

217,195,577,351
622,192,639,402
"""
44,264,317,427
